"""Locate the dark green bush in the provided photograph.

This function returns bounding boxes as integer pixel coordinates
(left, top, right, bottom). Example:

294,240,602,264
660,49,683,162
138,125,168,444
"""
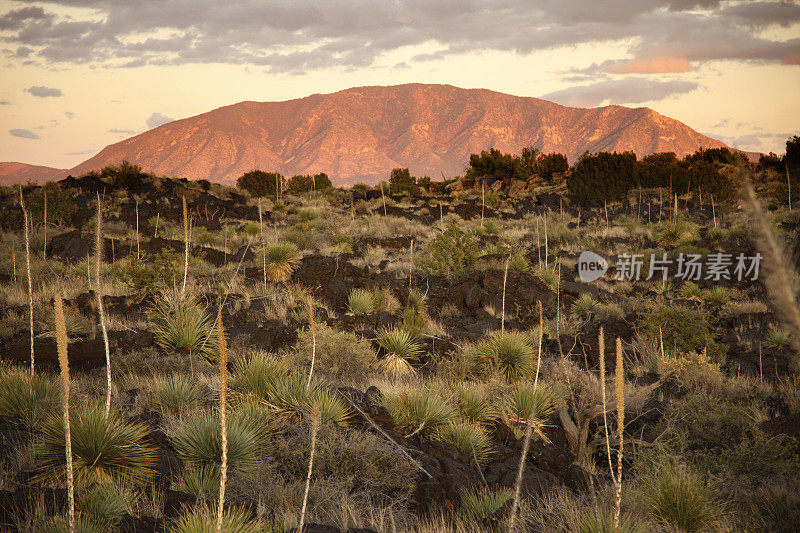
236,170,284,198
418,222,480,279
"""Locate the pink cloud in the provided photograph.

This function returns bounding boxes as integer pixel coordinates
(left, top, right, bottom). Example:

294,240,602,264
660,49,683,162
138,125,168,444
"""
604,56,693,74
781,55,800,65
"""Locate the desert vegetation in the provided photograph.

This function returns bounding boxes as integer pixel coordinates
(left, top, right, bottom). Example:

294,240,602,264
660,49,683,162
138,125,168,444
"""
0,143,798,532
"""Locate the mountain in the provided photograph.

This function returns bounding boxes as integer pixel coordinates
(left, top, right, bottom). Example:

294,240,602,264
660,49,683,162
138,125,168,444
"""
0,162,66,186
69,84,727,185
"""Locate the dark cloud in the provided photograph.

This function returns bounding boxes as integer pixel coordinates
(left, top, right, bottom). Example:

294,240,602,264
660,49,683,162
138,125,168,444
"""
146,112,173,129
109,128,139,135
0,100,10,105
64,111,74,119
24,85,62,97
0,1,796,74
541,78,698,107
9,128,40,139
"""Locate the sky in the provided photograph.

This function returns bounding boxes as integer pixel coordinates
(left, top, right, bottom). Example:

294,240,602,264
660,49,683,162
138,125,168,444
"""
0,0,798,169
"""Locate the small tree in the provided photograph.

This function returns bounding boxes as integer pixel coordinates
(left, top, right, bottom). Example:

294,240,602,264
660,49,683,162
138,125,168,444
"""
236,170,285,198
389,168,418,195
287,173,332,195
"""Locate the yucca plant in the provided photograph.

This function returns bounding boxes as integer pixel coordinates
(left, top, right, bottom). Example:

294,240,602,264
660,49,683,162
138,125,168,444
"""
170,505,265,533
642,462,724,533
534,265,560,291
152,374,203,414
456,385,495,426
384,388,456,439
169,410,270,470
377,327,423,377
77,483,135,527
369,287,398,312
460,487,512,522
703,286,733,306
508,254,530,273
249,374,350,425
679,281,704,300
438,422,492,464
149,293,216,360
45,515,104,533
230,353,288,399
765,325,790,350
347,288,375,315
258,241,300,283
503,383,556,439
0,370,59,428
36,405,157,486
475,331,534,382
571,293,599,318
176,464,221,500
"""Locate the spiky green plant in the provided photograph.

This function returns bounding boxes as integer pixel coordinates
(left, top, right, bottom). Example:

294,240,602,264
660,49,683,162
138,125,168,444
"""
150,294,215,359
377,327,423,377
508,254,530,273
384,388,456,438
642,463,725,533
297,208,319,222
347,288,375,315
438,422,492,464
0,370,59,428
460,487,512,522
369,286,397,312
170,410,270,470
534,265,560,291
679,281,704,300
36,405,157,486
230,353,288,400
475,331,534,382
456,385,495,426
152,374,203,414
170,505,265,533
703,286,734,306
765,325,790,350
250,374,350,425
571,293,599,318
45,515,104,533
77,483,135,527
504,383,557,439
258,241,300,283
176,464,221,500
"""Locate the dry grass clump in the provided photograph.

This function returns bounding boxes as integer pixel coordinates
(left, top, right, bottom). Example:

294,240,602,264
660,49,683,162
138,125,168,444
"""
383,387,457,439
290,326,376,384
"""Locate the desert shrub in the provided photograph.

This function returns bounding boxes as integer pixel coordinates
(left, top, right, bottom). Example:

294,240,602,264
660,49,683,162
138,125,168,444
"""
236,170,284,198
384,388,456,438
0,370,59,429
655,220,699,246
534,264,560,291
679,281,703,300
639,303,719,356
291,326,376,383
170,506,265,533
640,462,725,532
149,294,216,360
296,207,319,222
418,222,480,279
169,409,271,470
702,286,735,306
438,422,492,464
368,286,399,313
508,254,530,273
746,481,800,532
243,222,261,237
596,302,625,322
377,327,423,377
460,487,512,522
472,331,535,382
257,241,300,282
567,151,638,203
24,182,77,225
151,374,204,414
36,405,156,486
287,173,332,194
659,349,724,390
389,167,419,195
113,250,178,296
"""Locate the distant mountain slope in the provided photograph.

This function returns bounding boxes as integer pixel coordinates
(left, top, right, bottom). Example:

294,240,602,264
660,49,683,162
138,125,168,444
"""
64,83,727,185
0,162,66,186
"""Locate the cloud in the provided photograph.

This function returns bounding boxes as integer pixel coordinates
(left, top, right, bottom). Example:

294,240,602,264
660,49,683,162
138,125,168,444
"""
25,85,62,97
542,78,698,107
64,111,74,119
0,1,796,74
109,128,139,135
9,128,40,139
0,100,10,105
146,112,173,129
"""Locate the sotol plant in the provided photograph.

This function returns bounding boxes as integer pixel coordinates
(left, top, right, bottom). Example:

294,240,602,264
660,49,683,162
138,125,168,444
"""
258,241,301,283
377,327,423,377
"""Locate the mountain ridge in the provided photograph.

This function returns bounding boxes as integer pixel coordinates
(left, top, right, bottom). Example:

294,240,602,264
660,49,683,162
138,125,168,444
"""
6,83,733,185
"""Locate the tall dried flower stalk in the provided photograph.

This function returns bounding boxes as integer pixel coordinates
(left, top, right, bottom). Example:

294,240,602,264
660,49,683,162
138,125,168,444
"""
501,255,509,332
54,295,75,533
20,185,34,375
612,338,625,527
95,194,112,416
182,195,189,295
43,187,47,259
216,307,228,533
306,295,316,389
135,199,140,259
508,302,544,531
299,406,321,532
743,179,800,361
599,328,615,483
